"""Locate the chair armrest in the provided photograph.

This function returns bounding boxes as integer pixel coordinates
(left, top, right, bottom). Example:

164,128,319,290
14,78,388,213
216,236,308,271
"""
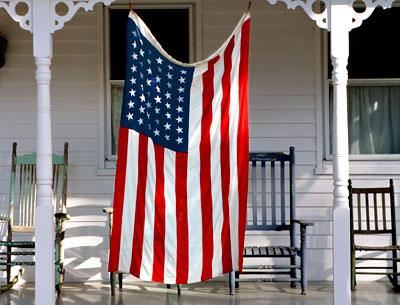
293,219,314,227
102,207,113,215
54,212,70,221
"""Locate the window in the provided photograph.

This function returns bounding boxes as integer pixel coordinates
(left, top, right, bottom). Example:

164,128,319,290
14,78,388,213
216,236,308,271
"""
325,7,400,158
105,6,194,159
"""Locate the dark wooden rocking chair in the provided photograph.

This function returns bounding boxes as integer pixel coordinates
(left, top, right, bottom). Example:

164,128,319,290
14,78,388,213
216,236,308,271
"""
349,179,399,291
229,147,313,295
0,142,69,294
102,208,181,296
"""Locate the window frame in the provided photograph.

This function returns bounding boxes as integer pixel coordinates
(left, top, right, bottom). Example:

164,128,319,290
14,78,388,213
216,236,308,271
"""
102,1,201,169
322,22,400,162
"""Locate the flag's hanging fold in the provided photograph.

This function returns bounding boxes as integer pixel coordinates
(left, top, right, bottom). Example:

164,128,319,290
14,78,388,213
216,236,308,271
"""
109,10,250,284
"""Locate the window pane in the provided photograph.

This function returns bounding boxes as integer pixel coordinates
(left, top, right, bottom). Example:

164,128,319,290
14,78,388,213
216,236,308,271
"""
328,7,400,79
329,85,400,154
111,84,123,155
110,9,190,80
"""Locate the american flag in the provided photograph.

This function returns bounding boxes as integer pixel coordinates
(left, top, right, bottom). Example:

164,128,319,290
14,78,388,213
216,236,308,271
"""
109,11,250,284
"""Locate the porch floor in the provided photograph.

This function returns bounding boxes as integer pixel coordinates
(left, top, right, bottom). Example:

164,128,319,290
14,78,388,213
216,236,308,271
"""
0,281,399,305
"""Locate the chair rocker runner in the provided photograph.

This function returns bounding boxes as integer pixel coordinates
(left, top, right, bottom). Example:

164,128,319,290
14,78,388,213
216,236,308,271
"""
349,179,399,291
229,147,313,295
0,142,69,294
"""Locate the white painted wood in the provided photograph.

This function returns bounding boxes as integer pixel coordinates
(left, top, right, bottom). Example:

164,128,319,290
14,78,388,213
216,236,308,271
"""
329,2,351,304
33,1,55,304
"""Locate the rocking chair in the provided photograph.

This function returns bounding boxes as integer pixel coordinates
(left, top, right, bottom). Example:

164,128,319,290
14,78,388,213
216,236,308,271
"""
349,179,399,290
0,142,69,293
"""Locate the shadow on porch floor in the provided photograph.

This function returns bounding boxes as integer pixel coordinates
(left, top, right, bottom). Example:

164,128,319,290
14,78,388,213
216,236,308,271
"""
0,281,399,305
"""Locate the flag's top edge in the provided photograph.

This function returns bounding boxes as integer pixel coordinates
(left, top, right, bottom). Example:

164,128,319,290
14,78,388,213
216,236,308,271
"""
128,11,250,67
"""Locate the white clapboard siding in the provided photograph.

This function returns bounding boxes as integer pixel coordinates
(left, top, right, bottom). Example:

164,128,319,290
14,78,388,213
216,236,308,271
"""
0,2,398,283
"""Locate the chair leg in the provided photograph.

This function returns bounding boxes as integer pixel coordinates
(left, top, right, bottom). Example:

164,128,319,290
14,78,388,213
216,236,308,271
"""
392,249,398,288
177,284,181,295
6,245,11,285
55,239,61,294
235,271,240,289
300,225,307,295
118,273,123,290
290,254,296,288
228,272,235,295
110,272,116,296
351,248,356,291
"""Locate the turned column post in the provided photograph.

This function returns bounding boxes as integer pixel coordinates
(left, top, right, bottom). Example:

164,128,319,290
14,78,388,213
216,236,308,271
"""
33,1,54,305
330,2,351,305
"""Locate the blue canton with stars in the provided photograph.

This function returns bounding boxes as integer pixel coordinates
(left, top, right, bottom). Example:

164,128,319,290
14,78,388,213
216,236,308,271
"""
120,15,194,153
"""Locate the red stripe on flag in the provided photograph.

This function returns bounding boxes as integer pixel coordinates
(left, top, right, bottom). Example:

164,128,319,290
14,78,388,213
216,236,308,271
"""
152,144,166,282
109,127,129,272
237,19,251,272
220,38,235,273
200,56,219,281
130,134,149,276
175,152,189,283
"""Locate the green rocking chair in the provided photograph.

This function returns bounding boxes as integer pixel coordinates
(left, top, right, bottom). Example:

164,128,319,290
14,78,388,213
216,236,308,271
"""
0,142,69,293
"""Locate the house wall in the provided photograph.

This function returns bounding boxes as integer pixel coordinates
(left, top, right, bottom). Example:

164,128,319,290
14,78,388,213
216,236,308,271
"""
0,0,398,283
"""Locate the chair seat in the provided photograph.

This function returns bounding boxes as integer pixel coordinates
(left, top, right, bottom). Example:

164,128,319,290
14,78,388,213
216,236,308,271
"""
0,241,35,248
244,246,298,257
355,244,400,251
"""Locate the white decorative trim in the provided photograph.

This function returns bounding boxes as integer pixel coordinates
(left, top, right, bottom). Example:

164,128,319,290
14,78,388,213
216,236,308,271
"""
51,0,114,32
267,0,329,29
0,0,32,32
265,0,396,30
0,1,115,33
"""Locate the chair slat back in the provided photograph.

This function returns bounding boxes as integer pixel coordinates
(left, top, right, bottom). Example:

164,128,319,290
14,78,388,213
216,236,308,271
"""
247,147,295,235
9,143,69,230
349,179,396,238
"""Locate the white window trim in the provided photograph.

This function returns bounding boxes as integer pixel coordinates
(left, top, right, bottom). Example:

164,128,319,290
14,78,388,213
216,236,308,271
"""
98,1,202,175
315,26,400,175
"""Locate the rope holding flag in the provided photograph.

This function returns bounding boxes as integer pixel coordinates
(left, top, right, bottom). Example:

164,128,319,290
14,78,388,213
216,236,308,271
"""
109,10,251,285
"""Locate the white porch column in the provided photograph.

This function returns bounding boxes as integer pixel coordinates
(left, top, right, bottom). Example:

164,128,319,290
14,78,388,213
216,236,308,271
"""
330,2,351,305
33,1,54,305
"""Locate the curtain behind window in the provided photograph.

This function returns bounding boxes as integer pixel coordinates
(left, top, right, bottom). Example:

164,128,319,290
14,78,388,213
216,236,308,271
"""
111,85,123,155
329,85,400,154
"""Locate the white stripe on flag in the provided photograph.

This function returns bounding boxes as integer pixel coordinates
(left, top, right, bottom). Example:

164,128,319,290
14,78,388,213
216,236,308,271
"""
210,56,225,277
140,139,156,280
228,32,242,271
118,130,140,272
187,66,206,283
164,149,177,283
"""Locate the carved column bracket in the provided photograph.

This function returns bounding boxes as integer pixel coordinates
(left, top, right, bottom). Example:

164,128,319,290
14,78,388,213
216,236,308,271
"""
0,0,115,33
0,1,32,32
266,0,396,30
51,0,114,32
